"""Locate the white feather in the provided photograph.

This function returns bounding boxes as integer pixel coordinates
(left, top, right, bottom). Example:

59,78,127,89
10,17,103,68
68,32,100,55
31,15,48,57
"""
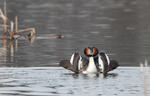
70,53,74,65
105,54,110,65
86,57,97,73
98,55,104,72
78,56,83,70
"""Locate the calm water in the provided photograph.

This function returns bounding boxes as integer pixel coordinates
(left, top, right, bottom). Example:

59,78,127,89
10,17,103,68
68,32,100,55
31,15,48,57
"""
0,67,149,96
0,0,150,96
0,0,150,66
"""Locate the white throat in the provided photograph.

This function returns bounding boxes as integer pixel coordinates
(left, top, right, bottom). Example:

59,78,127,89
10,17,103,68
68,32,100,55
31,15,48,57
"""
85,57,97,73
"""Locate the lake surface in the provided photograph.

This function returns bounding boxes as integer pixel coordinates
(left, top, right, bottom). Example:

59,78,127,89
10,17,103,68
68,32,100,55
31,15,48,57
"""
0,0,150,67
0,67,149,96
0,1,150,95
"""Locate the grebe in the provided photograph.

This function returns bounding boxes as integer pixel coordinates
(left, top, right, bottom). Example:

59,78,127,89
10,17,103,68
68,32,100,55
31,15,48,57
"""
59,47,119,74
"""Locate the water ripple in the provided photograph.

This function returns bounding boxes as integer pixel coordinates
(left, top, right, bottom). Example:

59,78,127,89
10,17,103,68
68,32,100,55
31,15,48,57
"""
0,67,149,96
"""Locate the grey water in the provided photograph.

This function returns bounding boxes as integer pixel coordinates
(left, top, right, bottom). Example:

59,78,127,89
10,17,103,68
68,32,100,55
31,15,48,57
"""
0,0,150,66
0,67,149,96
0,0,150,96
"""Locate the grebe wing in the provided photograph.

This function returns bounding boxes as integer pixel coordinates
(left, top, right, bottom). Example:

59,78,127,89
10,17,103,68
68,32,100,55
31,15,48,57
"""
108,60,119,71
59,52,83,73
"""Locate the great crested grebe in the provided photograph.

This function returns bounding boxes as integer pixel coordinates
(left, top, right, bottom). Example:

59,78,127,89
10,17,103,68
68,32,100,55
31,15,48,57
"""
59,47,119,74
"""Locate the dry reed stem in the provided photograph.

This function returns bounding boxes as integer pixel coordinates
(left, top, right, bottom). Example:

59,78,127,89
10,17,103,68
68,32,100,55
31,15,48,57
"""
11,28,36,36
10,40,14,57
3,17,7,36
0,9,7,22
0,9,4,18
10,21,14,32
29,35,36,44
10,21,14,39
4,0,7,17
17,28,36,34
14,16,18,49
15,16,18,50
17,28,36,39
15,16,18,33
0,9,7,37
0,9,6,22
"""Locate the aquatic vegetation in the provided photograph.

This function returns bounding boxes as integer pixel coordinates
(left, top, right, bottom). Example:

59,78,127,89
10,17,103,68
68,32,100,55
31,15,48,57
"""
0,1,36,63
0,8,36,42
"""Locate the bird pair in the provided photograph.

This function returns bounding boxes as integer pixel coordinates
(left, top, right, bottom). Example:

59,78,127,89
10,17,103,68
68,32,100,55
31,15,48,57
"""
60,47,119,75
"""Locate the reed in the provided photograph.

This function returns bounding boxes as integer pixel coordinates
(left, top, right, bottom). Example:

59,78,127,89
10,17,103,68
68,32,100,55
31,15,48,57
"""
15,16,18,33
0,1,37,63
0,7,36,40
17,27,36,43
0,9,4,18
10,40,14,57
4,0,6,15
17,28,36,34
4,0,7,36
15,16,18,50
10,21,14,39
0,9,7,37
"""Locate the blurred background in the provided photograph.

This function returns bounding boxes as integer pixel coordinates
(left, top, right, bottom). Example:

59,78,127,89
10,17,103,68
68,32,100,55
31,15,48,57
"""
0,0,150,67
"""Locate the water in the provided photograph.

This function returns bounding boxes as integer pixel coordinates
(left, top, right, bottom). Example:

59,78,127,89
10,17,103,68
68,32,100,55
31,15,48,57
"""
0,67,149,96
0,0,150,66
0,0,150,96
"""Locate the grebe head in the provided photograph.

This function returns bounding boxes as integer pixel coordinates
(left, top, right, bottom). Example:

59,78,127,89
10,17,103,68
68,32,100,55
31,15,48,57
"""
99,52,105,56
84,47,99,57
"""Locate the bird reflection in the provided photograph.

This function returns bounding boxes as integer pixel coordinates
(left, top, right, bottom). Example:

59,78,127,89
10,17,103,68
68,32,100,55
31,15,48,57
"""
103,73,118,78
71,73,118,79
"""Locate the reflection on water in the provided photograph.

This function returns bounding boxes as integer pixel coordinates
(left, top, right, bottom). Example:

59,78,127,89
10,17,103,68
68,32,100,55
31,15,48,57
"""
0,0,150,67
0,38,34,66
0,67,149,96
